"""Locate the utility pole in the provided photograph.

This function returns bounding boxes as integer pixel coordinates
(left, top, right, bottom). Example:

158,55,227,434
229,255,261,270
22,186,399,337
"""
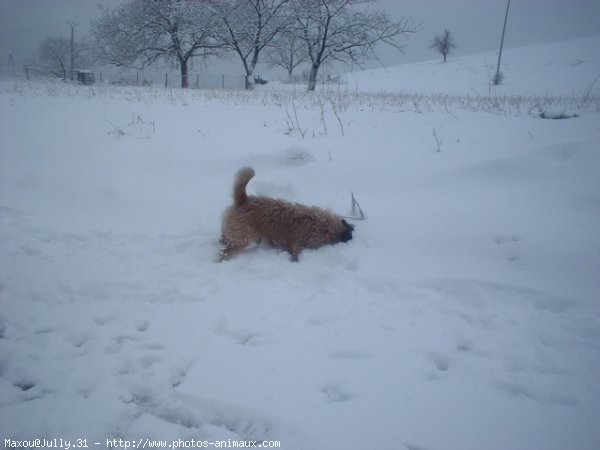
494,0,511,85
67,21,77,80
9,53,16,77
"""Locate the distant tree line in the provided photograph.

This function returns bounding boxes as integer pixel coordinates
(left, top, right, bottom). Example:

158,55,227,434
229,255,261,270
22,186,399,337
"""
84,0,417,91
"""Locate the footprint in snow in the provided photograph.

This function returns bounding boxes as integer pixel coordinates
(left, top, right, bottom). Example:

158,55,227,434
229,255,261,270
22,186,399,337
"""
170,361,193,387
69,332,92,349
492,233,523,266
33,326,58,335
121,388,275,443
214,320,268,346
422,336,480,378
426,351,451,372
135,319,149,332
105,334,139,354
492,233,521,245
420,348,464,381
455,336,475,353
13,379,36,392
93,315,116,326
320,382,355,403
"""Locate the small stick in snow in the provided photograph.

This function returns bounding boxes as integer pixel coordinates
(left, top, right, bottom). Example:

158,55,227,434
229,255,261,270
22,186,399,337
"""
106,119,125,137
345,192,365,220
433,128,442,152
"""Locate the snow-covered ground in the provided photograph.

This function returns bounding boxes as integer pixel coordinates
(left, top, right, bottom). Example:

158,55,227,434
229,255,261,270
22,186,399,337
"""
1,37,599,450
342,35,600,96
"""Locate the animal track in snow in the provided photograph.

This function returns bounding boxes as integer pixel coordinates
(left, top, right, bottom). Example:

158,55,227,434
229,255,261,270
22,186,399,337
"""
453,333,478,354
492,233,521,245
135,319,150,332
121,387,275,443
33,326,58,335
214,320,267,346
13,380,36,392
170,362,193,387
492,233,524,266
424,351,451,372
93,315,116,326
68,332,92,349
421,336,479,378
113,334,140,345
320,382,355,403
7,374,50,402
105,334,140,354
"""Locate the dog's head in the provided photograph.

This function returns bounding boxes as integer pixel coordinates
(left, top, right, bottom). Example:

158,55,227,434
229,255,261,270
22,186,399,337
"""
339,219,354,243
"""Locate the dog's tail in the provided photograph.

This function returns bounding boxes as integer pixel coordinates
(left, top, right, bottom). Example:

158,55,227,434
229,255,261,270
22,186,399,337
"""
233,166,255,206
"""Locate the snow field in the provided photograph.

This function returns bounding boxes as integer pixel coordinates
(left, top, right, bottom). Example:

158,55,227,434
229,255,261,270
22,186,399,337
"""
1,36,600,450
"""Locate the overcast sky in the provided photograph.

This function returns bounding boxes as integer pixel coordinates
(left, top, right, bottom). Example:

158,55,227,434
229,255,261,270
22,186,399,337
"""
1,0,599,73
377,0,600,66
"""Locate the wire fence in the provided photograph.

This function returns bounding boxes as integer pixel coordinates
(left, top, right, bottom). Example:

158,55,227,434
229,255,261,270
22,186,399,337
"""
104,71,247,90
0,65,246,90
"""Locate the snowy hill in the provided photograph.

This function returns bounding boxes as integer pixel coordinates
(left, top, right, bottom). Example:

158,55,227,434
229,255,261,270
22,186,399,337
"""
1,37,599,450
343,35,600,96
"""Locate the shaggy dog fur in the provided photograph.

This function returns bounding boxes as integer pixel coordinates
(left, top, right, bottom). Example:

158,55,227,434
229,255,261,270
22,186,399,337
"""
219,167,354,261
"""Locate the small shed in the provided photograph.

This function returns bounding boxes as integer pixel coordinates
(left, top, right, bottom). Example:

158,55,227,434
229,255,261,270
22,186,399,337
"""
77,71,95,85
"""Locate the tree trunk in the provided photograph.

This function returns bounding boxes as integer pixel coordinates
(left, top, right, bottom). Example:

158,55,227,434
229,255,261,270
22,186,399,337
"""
245,74,254,90
247,48,260,90
245,59,258,89
241,58,254,90
180,58,189,88
307,63,319,92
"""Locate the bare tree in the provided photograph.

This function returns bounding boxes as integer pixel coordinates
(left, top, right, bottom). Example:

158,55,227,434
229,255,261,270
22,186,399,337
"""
293,0,417,91
430,29,456,62
91,0,223,88
34,35,93,79
267,29,308,80
37,36,70,79
213,0,292,89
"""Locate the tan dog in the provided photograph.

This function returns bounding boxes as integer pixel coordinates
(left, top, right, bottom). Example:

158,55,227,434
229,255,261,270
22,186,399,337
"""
219,167,354,261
